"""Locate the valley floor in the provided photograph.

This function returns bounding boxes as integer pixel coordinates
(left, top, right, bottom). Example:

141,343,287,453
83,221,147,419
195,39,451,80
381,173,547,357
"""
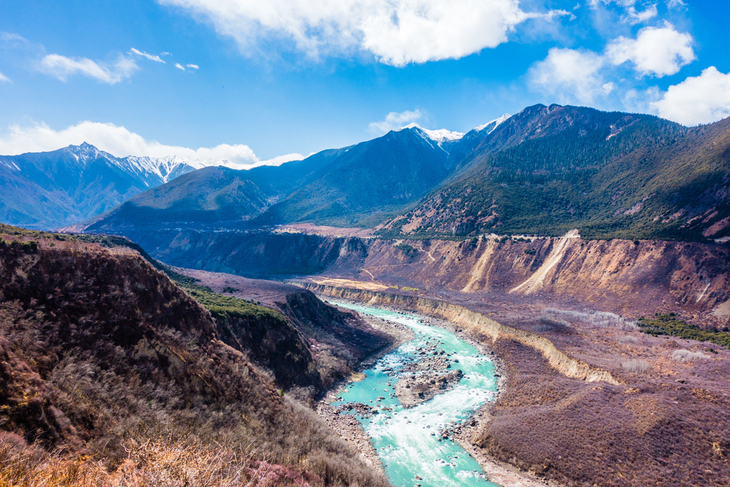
182,266,730,486
180,268,559,486
294,277,730,487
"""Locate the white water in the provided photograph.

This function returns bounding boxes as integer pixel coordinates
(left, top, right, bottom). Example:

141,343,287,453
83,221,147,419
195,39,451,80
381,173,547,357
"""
329,302,501,487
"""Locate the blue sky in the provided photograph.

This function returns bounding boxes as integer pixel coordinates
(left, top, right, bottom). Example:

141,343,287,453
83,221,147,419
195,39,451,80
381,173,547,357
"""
0,0,729,166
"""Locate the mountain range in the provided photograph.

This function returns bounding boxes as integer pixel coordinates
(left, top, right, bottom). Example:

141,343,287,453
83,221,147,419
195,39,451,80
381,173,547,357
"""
87,104,730,243
0,143,220,229
382,104,730,241
85,116,509,233
3,104,730,244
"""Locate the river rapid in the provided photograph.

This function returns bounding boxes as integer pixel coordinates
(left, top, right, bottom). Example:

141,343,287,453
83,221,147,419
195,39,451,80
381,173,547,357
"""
329,301,501,487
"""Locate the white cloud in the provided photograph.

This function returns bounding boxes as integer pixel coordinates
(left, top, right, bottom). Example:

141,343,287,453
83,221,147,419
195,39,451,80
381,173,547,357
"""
0,71,10,83
39,54,139,84
606,23,694,76
130,47,166,63
0,31,32,47
623,4,657,24
175,63,186,71
588,0,636,8
186,63,199,69
158,0,567,66
651,67,730,126
528,48,606,104
527,24,696,106
369,110,424,133
260,153,304,166
0,121,266,168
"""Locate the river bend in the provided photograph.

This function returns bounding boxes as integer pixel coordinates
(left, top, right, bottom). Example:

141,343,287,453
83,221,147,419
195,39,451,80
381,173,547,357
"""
329,301,501,487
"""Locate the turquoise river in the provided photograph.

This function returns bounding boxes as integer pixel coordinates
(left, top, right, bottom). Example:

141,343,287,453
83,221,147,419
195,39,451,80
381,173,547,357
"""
329,301,501,487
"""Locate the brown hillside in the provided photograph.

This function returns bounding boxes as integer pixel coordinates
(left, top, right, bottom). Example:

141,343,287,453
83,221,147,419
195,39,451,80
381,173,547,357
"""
0,234,389,486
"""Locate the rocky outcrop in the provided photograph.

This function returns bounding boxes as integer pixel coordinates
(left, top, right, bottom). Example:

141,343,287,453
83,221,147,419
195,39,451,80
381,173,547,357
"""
169,268,395,393
396,369,464,407
301,284,619,385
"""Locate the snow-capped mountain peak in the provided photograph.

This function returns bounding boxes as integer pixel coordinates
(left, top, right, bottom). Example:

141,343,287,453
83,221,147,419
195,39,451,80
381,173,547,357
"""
121,154,207,184
63,142,116,166
399,123,465,147
474,114,511,134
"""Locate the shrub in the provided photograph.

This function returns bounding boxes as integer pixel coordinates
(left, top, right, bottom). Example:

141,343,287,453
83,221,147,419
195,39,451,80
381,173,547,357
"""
622,359,651,373
540,308,637,330
395,243,418,257
638,314,730,349
671,349,710,363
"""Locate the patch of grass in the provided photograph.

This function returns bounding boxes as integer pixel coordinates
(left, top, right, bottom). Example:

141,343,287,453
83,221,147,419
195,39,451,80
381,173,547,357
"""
638,313,730,349
183,286,286,323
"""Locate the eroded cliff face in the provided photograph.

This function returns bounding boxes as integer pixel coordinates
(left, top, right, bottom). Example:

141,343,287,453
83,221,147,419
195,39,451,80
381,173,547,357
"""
113,227,730,325
352,233,730,323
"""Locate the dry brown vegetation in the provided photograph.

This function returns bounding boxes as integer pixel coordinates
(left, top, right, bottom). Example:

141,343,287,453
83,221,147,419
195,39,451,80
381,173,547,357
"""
0,232,390,486
308,282,730,486
0,431,321,486
473,336,730,487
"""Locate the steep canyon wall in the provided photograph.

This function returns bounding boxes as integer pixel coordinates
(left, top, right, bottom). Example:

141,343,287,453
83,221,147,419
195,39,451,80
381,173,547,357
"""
119,228,730,325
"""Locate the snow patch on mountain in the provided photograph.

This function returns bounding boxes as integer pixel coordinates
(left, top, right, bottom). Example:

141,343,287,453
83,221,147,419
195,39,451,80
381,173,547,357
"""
401,123,465,144
1,160,21,171
474,114,511,134
122,155,204,184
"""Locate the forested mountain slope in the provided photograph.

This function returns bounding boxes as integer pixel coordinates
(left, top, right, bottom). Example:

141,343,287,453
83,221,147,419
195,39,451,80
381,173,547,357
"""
381,105,730,242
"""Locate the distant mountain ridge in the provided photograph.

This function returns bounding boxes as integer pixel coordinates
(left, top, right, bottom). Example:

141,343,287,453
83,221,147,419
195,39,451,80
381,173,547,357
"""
88,120,510,232
89,104,730,244
0,143,215,229
381,104,730,241
7,104,730,244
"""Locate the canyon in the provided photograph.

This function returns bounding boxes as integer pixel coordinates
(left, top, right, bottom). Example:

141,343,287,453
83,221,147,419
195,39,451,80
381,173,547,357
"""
2,102,730,486
115,224,730,486
109,226,730,328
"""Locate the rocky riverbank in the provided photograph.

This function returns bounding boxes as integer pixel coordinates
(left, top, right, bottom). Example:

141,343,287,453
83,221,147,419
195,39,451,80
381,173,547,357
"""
314,308,413,470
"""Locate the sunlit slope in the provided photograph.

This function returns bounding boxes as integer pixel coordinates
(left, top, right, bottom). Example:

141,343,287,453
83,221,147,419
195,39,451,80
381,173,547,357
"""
382,105,730,241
